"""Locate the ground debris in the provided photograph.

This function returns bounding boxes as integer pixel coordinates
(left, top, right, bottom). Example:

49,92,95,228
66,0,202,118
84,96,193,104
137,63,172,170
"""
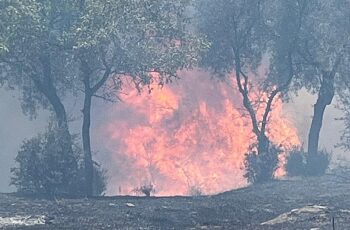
1,176,350,229
125,202,135,207
261,205,329,226
0,215,46,227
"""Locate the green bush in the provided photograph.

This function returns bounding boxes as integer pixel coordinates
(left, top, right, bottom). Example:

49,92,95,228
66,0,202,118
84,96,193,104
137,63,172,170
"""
243,144,281,184
285,147,306,176
92,164,108,196
11,126,79,196
306,149,331,176
285,148,331,177
11,125,107,197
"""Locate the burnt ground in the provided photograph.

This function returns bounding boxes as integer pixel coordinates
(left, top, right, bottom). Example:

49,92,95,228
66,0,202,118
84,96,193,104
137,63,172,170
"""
1,175,350,229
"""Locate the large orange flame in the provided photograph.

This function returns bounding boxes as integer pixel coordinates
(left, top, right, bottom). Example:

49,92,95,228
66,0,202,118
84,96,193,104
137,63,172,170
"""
100,70,300,196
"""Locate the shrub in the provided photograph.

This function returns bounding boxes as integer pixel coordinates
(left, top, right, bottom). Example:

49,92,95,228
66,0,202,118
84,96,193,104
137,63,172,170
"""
285,147,306,176
74,161,108,196
92,164,108,196
11,125,107,197
285,148,331,177
243,144,281,184
11,125,79,197
306,149,331,176
132,184,155,197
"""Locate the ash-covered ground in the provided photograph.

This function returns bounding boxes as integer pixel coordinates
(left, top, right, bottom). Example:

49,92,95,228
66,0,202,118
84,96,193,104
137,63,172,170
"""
1,175,350,229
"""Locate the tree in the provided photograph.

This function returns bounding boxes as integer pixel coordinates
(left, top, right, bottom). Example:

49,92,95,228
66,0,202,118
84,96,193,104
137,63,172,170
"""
69,0,206,196
0,0,77,157
0,0,206,196
196,0,303,182
288,0,350,160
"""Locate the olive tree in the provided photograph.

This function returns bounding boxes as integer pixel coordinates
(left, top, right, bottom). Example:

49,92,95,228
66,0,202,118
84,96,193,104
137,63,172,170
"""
0,0,206,196
288,0,350,162
70,0,206,196
196,0,304,183
0,0,78,157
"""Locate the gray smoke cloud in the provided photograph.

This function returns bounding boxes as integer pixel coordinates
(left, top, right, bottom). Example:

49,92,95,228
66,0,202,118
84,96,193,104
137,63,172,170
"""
0,89,48,192
285,89,348,162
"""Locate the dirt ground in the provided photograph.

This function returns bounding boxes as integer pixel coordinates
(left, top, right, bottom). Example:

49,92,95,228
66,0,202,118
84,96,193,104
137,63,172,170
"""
1,175,350,229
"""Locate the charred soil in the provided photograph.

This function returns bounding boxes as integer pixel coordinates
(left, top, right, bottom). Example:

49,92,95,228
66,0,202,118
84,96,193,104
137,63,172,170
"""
1,175,350,229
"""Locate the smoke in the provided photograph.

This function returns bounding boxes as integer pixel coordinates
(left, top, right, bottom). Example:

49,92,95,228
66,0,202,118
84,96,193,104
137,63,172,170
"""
0,89,48,192
285,89,347,162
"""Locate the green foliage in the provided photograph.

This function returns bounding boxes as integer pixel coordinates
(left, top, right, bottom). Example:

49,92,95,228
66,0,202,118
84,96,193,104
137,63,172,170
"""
72,0,208,93
306,149,331,176
287,0,350,94
0,0,78,117
10,124,107,197
285,147,331,177
1,0,205,199
0,0,207,99
74,162,108,197
196,0,267,74
11,125,79,196
92,164,108,196
243,144,281,184
285,147,306,176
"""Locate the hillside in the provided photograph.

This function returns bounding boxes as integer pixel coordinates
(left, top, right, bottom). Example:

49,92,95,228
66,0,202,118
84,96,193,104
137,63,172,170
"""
1,175,350,229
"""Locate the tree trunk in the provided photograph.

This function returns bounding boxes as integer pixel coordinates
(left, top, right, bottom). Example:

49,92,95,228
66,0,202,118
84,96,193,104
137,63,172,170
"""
46,86,70,130
82,90,94,197
257,134,269,155
37,55,74,153
80,58,95,197
307,72,335,156
80,57,111,197
33,55,77,195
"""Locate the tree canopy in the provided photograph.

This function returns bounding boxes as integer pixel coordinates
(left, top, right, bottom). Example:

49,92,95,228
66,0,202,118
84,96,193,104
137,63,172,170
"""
0,0,207,196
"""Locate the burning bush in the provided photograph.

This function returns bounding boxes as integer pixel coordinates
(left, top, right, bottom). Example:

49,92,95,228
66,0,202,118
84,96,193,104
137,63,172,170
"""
11,125,107,197
132,184,155,197
243,144,281,184
285,148,331,177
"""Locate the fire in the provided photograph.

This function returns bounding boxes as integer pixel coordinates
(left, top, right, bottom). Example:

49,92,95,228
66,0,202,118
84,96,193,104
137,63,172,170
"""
100,70,300,196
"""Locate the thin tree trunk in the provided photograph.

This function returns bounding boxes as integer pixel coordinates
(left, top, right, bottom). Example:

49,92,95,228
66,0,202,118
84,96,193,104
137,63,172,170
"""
307,72,335,156
82,88,94,197
80,58,111,197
